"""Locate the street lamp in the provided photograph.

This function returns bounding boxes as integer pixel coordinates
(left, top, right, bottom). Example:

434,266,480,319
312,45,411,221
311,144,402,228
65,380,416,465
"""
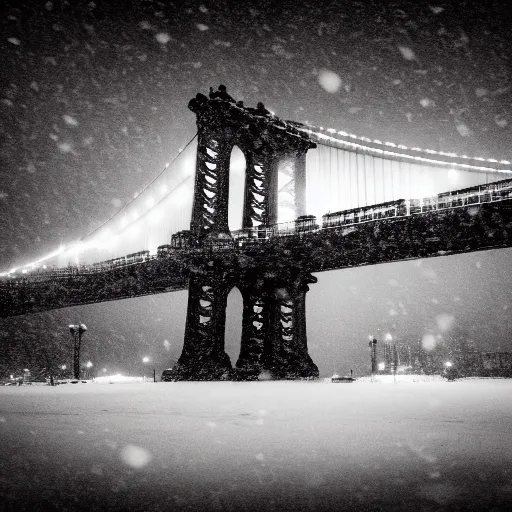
85,360,93,380
368,335,377,376
142,356,155,382
69,323,87,380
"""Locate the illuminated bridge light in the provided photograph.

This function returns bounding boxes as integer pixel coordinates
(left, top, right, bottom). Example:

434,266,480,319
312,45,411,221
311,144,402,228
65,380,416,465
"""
311,131,512,173
302,123,508,165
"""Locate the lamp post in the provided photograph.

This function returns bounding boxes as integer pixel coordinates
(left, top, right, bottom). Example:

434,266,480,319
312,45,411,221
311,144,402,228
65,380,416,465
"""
368,335,377,376
85,360,93,380
69,323,87,380
142,356,155,382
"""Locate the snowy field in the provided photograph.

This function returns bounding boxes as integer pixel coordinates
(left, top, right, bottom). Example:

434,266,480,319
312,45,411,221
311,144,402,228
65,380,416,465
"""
1,379,511,511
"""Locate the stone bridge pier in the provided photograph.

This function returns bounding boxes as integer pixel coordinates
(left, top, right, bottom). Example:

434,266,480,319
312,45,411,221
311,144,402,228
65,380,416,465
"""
235,271,318,380
171,261,319,381
169,87,318,380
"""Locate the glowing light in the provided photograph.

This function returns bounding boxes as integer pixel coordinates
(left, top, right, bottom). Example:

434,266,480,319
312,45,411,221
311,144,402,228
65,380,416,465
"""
445,361,453,367
304,130,512,173
142,357,149,363
149,209,162,223
385,333,393,342
378,362,385,371
127,224,139,237
300,124,509,165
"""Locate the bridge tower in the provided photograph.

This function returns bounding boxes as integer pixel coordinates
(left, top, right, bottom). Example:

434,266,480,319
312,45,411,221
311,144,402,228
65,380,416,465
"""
170,87,318,380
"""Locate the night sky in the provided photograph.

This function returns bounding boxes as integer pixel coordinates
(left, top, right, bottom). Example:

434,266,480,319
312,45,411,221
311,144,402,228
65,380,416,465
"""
1,0,511,377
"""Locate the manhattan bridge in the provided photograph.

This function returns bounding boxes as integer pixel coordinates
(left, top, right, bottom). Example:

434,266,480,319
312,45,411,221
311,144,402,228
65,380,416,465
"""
1,86,512,381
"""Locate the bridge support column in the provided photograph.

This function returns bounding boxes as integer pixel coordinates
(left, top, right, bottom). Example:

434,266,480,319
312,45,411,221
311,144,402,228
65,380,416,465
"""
242,149,280,230
269,273,319,379
191,130,233,241
171,270,232,380
235,284,272,380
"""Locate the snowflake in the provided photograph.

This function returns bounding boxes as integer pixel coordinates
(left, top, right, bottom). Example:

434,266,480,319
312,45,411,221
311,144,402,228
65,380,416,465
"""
63,115,79,126
398,45,416,61
318,70,342,93
420,98,434,107
155,33,171,44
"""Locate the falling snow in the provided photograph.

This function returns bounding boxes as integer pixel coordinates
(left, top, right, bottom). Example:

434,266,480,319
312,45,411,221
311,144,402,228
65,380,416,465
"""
63,114,79,126
120,444,153,468
1,1,512,506
397,45,416,61
455,121,472,137
155,33,171,44
317,70,342,93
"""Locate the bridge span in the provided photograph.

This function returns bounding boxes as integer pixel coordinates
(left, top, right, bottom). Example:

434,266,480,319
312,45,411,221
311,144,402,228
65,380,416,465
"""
1,87,511,380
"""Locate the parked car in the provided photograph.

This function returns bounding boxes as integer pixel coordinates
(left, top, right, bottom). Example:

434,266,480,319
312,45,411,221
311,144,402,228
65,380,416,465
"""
161,369,175,382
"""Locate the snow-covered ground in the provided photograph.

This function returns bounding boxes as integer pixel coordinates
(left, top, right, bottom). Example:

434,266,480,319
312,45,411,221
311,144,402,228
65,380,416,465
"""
1,379,511,511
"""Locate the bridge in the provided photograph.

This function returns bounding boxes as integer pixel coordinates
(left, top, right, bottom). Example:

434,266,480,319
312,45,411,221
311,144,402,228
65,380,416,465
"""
1,86,512,380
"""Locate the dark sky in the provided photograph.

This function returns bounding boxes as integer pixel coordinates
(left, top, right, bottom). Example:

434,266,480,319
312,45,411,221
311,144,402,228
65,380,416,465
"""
1,0,511,376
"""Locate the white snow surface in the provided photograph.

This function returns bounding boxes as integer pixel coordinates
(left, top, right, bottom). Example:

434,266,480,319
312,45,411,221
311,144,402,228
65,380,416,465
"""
1,379,511,511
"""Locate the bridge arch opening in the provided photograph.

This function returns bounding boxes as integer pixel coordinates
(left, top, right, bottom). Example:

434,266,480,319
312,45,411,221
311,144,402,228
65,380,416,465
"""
228,146,246,232
224,285,243,366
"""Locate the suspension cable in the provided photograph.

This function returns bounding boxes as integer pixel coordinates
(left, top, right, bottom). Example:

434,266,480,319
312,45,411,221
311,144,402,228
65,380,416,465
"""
82,134,198,240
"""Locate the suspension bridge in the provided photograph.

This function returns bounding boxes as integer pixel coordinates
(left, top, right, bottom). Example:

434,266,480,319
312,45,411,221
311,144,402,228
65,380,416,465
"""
1,86,511,380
